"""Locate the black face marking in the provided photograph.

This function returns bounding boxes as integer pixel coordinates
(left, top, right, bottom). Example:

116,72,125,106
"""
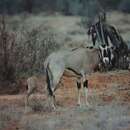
103,49,107,57
83,80,88,88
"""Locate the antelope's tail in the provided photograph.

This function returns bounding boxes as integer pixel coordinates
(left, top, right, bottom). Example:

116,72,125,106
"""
46,63,53,96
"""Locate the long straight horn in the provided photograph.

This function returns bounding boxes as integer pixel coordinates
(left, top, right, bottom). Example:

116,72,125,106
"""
99,18,106,45
95,24,102,45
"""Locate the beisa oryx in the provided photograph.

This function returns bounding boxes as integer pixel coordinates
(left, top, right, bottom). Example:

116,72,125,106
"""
99,44,114,71
44,47,101,109
88,12,129,69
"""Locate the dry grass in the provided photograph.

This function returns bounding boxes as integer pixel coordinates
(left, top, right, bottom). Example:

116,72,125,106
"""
0,96,24,130
8,11,130,48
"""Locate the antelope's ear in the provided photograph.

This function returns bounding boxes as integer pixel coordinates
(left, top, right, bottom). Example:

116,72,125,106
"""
110,46,114,50
113,46,117,51
99,45,103,50
111,46,113,49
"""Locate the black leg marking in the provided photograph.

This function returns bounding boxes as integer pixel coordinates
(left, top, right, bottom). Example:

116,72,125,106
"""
83,80,88,88
77,80,81,89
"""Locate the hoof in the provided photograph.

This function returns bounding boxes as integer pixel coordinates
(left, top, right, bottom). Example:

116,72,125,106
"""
52,106,56,111
77,103,82,108
85,102,91,107
51,103,57,111
24,106,32,114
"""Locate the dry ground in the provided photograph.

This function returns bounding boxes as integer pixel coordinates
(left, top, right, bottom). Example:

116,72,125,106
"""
0,70,130,130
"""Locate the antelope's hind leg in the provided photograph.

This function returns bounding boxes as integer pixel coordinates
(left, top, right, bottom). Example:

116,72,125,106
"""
48,94,56,110
25,84,35,113
47,68,64,110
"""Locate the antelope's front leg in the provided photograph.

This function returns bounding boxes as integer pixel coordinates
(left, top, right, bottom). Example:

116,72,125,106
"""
76,80,82,107
83,79,90,106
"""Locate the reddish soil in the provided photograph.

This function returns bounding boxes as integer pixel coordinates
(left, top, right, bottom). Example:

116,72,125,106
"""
0,70,130,130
